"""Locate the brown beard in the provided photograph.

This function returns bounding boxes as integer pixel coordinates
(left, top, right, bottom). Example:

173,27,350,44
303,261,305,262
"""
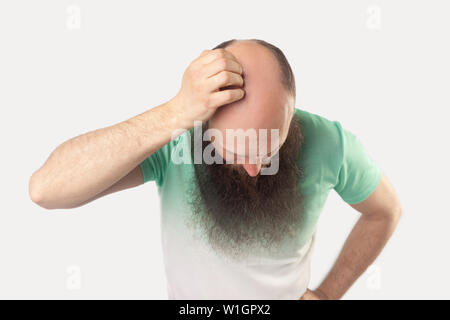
187,114,305,259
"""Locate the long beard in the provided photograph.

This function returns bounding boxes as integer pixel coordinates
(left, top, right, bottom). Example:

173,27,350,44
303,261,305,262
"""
188,115,305,259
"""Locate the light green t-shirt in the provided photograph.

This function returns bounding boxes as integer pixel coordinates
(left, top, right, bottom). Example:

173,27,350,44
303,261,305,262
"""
140,108,382,299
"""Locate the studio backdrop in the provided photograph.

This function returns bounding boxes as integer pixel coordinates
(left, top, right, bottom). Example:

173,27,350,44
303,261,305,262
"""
0,0,449,299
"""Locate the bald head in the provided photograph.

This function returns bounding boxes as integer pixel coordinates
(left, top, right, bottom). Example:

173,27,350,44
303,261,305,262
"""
209,40,296,176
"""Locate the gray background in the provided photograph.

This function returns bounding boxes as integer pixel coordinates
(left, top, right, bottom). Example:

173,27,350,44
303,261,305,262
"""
0,0,449,299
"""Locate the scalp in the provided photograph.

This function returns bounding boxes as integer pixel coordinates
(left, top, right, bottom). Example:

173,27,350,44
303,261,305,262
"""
210,40,293,141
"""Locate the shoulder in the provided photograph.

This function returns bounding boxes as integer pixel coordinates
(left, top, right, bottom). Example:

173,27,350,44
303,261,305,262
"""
294,108,345,182
294,108,343,154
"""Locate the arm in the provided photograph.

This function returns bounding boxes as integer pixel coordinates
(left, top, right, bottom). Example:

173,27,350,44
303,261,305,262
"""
301,173,402,300
29,102,181,209
29,48,244,209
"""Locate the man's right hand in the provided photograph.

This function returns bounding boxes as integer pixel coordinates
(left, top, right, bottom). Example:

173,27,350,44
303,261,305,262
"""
169,48,245,129
29,48,245,209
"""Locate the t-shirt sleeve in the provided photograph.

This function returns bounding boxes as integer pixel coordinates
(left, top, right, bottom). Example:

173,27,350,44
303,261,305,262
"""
139,142,172,187
333,122,382,204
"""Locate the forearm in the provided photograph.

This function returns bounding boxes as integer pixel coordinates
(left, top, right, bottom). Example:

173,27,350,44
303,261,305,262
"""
29,48,246,209
29,99,182,209
316,212,400,299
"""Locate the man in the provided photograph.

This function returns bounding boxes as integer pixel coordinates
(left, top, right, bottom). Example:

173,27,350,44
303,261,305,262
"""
29,39,401,299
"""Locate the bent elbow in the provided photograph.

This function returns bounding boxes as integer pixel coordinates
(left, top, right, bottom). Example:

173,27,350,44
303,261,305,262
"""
386,203,402,229
29,173,57,210
394,205,402,222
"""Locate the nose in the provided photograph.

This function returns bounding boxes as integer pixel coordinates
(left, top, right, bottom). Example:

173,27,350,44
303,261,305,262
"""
242,163,261,177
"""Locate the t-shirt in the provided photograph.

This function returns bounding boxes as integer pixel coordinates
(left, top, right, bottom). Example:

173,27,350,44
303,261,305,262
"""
139,108,382,299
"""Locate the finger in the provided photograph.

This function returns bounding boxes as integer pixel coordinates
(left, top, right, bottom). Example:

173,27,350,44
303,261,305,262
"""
195,49,212,60
208,88,245,108
207,71,244,92
203,57,243,78
189,49,214,66
198,48,239,66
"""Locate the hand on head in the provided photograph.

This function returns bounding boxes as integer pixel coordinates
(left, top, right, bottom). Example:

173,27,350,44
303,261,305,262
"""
171,48,245,129
172,39,295,176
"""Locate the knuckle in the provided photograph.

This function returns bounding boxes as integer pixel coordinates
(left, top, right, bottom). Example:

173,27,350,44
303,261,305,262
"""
223,90,234,100
215,72,225,85
214,48,226,57
222,72,231,83
217,58,228,70
200,50,212,58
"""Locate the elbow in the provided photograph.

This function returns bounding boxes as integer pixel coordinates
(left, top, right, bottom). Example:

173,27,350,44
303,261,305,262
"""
393,204,402,224
392,194,403,222
386,193,402,226
387,205,402,237
29,173,83,210
29,173,58,210
386,202,402,229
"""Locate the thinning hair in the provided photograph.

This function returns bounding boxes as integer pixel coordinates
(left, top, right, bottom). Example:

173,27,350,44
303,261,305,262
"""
213,39,296,99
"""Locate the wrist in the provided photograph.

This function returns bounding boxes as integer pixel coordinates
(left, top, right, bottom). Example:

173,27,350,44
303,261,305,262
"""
314,287,330,300
165,94,193,131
